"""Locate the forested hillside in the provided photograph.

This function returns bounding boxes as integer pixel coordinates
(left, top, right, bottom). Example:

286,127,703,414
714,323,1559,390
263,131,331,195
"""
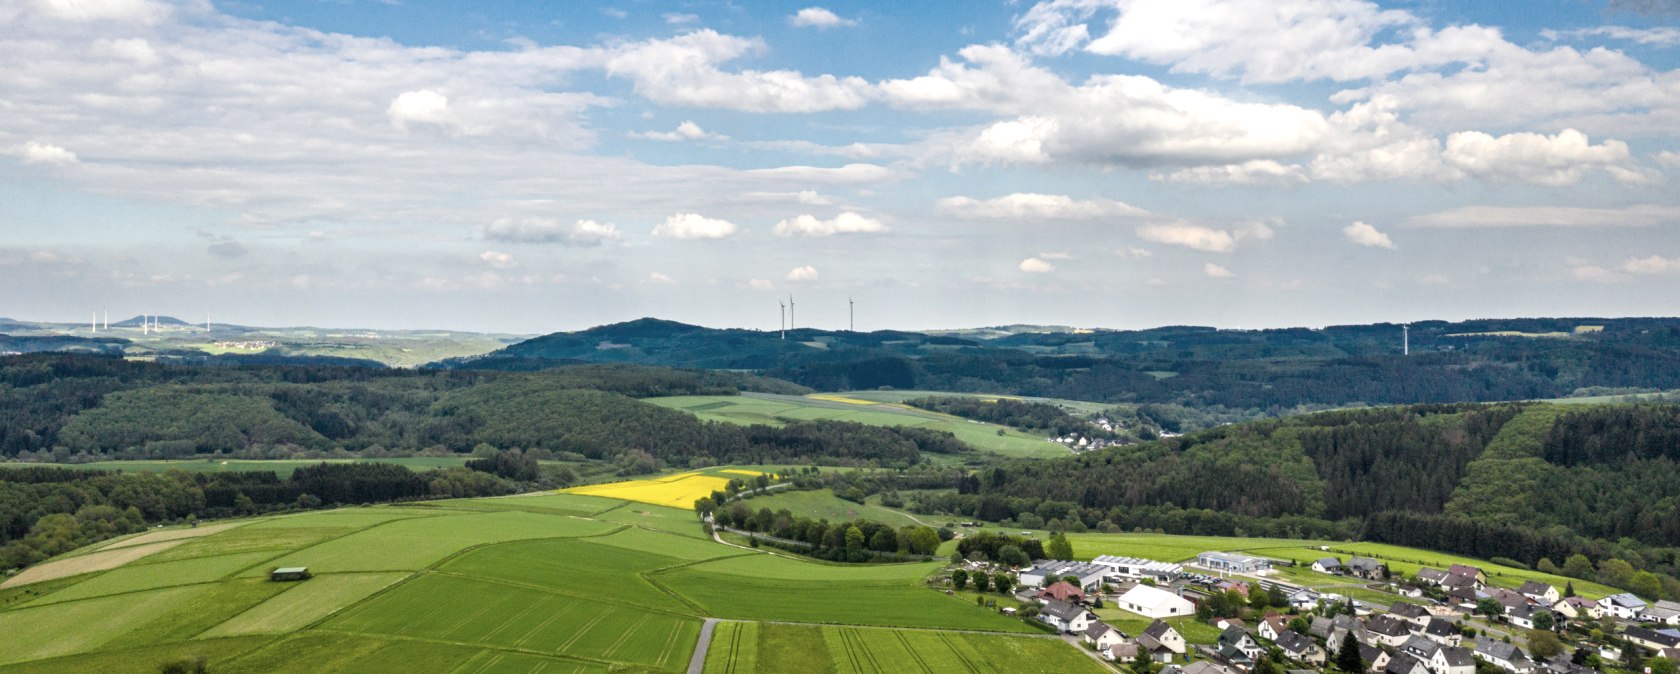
439,317,1680,413
929,402,1680,601
0,354,965,469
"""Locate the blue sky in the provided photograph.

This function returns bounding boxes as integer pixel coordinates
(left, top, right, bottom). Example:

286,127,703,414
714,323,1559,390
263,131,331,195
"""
2,0,1680,333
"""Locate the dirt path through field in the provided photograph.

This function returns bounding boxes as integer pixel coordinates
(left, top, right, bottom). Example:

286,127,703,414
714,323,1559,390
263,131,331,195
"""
687,618,718,674
100,521,244,550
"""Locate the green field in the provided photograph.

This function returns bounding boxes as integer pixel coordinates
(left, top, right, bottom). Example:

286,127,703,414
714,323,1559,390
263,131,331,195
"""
647,393,1068,458
737,489,930,529
0,476,1073,673
702,621,1108,674
829,389,1116,415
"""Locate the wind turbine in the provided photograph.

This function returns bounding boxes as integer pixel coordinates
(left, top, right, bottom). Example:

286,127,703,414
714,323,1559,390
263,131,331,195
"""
788,294,795,332
779,300,786,340
849,295,854,332
1403,324,1410,356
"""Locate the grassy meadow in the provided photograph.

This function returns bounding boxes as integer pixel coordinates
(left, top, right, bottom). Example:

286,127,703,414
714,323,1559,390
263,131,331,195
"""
0,473,1059,673
646,393,1068,458
703,621,1109,674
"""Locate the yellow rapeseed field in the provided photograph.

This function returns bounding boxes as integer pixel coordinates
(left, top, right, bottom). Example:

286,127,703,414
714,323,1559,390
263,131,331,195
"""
806,394,878,405
564,469,764,510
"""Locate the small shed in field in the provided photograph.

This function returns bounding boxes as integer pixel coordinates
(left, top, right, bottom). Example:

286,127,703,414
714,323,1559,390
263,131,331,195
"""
270,567,310,582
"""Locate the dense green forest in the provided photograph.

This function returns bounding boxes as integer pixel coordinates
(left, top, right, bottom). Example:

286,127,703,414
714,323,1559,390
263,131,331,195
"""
906,396,1112,438
436,317,1680,413
0,354,957,468
924,402,1680,601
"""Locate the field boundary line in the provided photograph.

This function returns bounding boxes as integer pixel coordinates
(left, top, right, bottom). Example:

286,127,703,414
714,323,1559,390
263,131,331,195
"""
710,617,1059,638
306,628,629,669
427,570,702,619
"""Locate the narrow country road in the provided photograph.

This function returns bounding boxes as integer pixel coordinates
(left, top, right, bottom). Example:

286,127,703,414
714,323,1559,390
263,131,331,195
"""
1060,632,1122,671
688,618,719,674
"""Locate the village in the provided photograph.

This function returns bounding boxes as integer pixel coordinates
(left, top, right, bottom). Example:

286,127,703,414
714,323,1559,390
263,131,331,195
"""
945,548,1680,674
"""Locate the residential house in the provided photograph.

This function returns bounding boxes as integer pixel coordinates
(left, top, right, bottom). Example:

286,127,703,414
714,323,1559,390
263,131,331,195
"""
1623,626,1680,652
1366,615,1415,647
1475,637,1536,674
1179,661,1241,674
1553,596,1602,620
1639,599,1680,626
1389,601,1431,627
1313,557,1345,574
1347,557,1386,580
1198,551,1271,574
1217,626,1263,668
1423,618,1462,647
1213,617,1247,631
1489,588,1530,613
1020,560,1110,591
1092,555,1182,582
1449,564,1488,585
1213,579,1252,596
1083,622,1127,652
1386,653,1431,674
1104,641,1140,663
1359,643,1393,674
1038,600,1097,634
1116,584,1196,619
1275,630,1325,666
1519,581,1560,605
1036,581,1086,605
1141,619,1188,655
1430,645,1477,674
1598,593,1647,620
1258,614,1289,641
1417,568,1452,586
1288,588,1322,611
1507,604,1545,630
1539,653,1603,674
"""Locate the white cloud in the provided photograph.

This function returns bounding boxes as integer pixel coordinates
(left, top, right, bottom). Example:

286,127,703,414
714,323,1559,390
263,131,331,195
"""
1204,262,1236,278
652,213,738,239
1343,221,1396,249
790,7,856,28
1622,255,1680,274
387,90,453,131
749,278,773,290
1158,160,1309,186
1658,151,1680,168
633,121,727,142
604,30,871,112
744,163,898,184
1117,246,1153,258
483,217,621,246
479,251,517,269
1571,265,1626,283
1409,204,1680,228
1441,129,1635,186
10,141,78,165
1543,26,1680,47
785,265,819,281
663,13,699,25
936,193,1149,220
1019,257,1055,273
648,271,676,285
1135,221,1270,252
772,212,888,237
32,0,169,23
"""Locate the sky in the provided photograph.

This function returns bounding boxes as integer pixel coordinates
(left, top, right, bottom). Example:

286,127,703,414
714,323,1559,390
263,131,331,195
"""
3,0,1680,334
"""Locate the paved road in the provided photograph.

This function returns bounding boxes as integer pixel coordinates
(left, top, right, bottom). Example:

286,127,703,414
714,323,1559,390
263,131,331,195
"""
688,618,720,674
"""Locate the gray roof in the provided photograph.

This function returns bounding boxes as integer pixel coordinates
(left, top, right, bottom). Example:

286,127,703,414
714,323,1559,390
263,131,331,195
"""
1276,631,1316,654
1603,592,1646,608
1084,621,1117,639
1519,580,1554,595
1316,557,1343,567
1390,602,1428,618
1218,625,1254,647
1041,599,1089,621
1625,626,1680,648
1348,557,1384,571
1142,619,1176,640
1368,615,1412,637
1476,638,1529,663
1388,653,1429,674
1025,560,1109,578
1402,636,1442,659
1425,618,1457,637
1439,646,1475,666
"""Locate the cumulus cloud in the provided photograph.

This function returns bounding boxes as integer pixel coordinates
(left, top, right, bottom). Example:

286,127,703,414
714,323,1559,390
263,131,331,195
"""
1658,151,1680,169
1409,204,1680,228
1158,160,1309,186
604,30,872,112
1343,221,1396,249
483,217,621,246
479,251,517,269
32,0,170,23
1137,221,1269,252
652,213,739,239
10,141,79,165
790,7,856,28
785,265,819,281
633,121,726,142
771,212,888,237
387,90,453,131
1441,129,1636,186
1018,258,1055,273
936,193,1149,220
1204,262,1236,278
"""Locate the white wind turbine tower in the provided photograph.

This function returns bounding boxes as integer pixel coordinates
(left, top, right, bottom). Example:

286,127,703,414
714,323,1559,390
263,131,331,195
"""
849,295,854,332
1403,324,1410,356
788,295,795,331
779,300,786,340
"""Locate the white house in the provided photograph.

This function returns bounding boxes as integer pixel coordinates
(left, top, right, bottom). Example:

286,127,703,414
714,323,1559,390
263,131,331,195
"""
1039,600,1097,634
1474,637,1536,674
1639,599,1680,626
1084,622,1126,652
1518,581,1559,605
1553,596,1602,620
1276,631,1325,666
1430,645,1477,674
1598,592,1647,620
1140,619,1188,655
1115,584,1196,619
1312,557,1344,574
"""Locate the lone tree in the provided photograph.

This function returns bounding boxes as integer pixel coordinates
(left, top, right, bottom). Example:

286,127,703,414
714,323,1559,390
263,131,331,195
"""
952,569,969,590
1048,532,1074,560
974,571,992,593
1335,635,1364,673
993,572,1013,594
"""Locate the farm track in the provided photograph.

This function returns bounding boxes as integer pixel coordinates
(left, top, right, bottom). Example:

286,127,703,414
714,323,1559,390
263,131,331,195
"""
686,618,719,674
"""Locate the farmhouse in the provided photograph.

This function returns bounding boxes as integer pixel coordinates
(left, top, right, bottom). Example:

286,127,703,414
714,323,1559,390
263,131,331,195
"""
1312,557,1344,574
1197,551,1270,574
269,566,310,582
1038,599,1098,634
1115,584,1196,619
1598,592,1647,620
1639,599,1680,626
1020,560,1109,591
1092,555,1181,582
1474,637,1536,674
